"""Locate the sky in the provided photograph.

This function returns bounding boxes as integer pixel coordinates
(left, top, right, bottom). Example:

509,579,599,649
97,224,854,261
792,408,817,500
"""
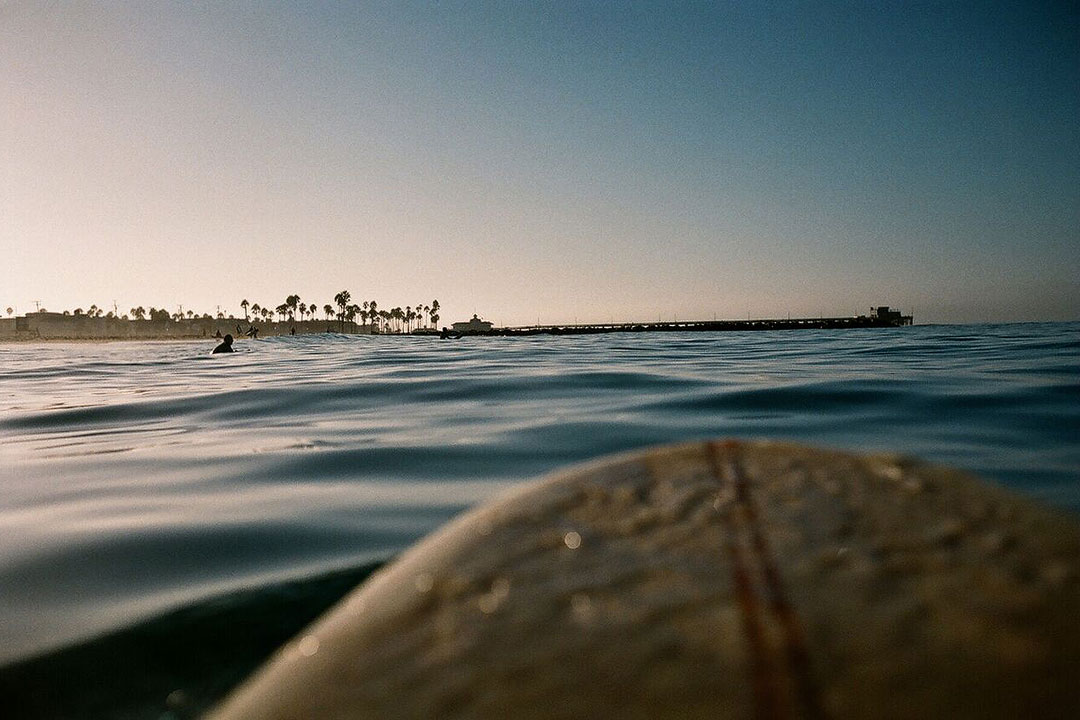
2,1,1078,325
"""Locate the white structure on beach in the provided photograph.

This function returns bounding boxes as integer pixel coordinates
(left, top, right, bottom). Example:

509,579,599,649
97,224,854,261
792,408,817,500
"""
451,314,494,333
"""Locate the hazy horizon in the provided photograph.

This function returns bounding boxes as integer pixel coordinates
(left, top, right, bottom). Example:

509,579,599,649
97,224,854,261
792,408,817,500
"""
4,2,1078,326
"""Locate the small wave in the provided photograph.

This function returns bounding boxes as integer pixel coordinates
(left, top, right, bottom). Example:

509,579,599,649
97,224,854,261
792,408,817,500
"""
1,323,1077,718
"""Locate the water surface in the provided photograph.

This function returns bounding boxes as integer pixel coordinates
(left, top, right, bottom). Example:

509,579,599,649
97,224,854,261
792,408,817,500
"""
1,323,1077,716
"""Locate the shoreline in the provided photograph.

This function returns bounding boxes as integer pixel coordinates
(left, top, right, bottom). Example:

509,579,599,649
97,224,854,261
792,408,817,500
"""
0,336,229,344
2,310,914,343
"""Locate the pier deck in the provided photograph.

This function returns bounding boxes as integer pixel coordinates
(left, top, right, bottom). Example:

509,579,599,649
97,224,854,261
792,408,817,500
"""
467,313,913,337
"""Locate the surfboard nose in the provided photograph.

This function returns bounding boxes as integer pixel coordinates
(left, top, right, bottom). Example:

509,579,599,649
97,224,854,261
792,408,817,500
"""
209,440,1080,720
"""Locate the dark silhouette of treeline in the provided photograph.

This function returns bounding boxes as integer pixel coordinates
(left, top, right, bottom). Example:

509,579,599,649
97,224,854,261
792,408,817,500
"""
22,294,441,335
238,293,440,334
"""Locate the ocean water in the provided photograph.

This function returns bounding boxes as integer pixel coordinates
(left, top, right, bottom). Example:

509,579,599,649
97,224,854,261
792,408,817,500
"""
1,323,1078,717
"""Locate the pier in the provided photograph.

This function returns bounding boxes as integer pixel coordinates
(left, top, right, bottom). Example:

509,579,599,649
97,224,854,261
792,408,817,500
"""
469,307,913,337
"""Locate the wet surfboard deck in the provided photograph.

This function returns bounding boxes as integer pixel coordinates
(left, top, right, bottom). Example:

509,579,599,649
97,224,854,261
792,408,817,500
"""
210,440,1080,719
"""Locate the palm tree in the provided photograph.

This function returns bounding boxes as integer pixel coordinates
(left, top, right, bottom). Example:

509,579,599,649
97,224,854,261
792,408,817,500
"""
323,304,333,321
250,303,260,321
241,299,249,321
430,299,440,329
368,301,378,332
333,290,351,332
282,295,298,321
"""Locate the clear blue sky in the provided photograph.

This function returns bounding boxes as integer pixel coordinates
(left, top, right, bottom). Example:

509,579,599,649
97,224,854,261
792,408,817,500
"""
3,1,1077,324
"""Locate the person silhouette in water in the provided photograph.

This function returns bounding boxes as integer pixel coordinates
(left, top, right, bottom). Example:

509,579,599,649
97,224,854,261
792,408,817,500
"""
213,334,234,354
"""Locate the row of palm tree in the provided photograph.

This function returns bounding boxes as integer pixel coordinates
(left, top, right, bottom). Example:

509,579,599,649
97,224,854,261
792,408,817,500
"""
239,294,441,334
237,296,322,325
15,295,444,334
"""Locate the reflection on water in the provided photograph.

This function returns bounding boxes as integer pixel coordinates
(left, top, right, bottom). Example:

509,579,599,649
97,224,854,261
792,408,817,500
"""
0,324,1077,716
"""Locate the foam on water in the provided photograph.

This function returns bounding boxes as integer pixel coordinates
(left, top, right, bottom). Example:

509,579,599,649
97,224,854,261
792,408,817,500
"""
1,323,1078,716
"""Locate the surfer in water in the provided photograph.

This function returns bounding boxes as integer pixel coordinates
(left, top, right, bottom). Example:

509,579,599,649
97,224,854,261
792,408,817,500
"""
212,334,234,354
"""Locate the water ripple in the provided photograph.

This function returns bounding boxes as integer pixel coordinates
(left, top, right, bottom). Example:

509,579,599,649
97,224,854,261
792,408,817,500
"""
1,322,1078,682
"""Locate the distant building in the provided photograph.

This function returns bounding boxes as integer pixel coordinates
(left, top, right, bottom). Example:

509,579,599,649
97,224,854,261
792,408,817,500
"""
452,314,494,333
870,306,902,322
866,306,913,326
